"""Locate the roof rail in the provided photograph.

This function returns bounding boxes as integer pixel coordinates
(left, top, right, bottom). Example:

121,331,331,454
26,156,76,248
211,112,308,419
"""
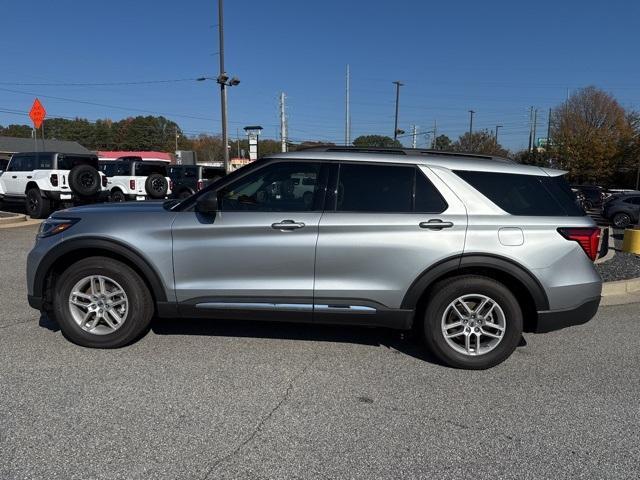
296,145,512,162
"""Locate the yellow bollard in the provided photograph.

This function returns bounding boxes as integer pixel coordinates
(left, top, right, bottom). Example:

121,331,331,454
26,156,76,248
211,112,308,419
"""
621,227,640,254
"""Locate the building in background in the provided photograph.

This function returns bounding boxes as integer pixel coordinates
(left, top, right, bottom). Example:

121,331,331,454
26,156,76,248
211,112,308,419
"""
98,151,173,163
0,136,91,160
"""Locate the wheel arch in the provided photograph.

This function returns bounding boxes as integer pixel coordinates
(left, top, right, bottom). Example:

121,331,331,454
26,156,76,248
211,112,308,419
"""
402,254,549,332
25,181,39,193
35,238,168,310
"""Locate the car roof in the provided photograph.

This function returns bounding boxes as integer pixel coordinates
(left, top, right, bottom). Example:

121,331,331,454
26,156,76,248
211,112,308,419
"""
264,148,564,177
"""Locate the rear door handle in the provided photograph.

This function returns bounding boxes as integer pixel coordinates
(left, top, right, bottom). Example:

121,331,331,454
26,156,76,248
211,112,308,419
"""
419,219,454,230
272,220,305,230
26,176,32,179
12,175,17,179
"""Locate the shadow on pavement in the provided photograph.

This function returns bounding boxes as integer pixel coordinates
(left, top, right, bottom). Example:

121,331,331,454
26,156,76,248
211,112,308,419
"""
150,316,442,364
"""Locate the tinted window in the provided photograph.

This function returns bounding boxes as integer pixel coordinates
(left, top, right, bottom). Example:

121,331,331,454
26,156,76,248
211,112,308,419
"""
8,157,23,171
415,170,448,213
135,163,167,176
57,155,98,170
337,164,413,212
455,170,584,216
220,161,321,212
624,197,640,205
202,168,222,179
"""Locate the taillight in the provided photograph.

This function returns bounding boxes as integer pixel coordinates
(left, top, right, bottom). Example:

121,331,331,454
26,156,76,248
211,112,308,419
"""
50,174,58,187
169,180,175,191
129,179,136,190
557,227,601,261
197,180,204,191
101,175,108,187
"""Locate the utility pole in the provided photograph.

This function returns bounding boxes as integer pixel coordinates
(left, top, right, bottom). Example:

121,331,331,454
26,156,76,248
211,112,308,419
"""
532,109,538,151
217,0,230,173
528,106,534,152
546,108,552,150
174,126,179,152
411,125,418,148
495,125,502,145
237,127,240,158
392,81,403,140
432,120,437,149
468,110,475,136
280,92,287,153
345,64,351,146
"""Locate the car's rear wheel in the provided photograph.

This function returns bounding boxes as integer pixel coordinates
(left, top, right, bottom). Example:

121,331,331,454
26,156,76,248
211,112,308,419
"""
612,212,631,228
145,174,168,199
422,275,523,369
110,189,126,202
53,257,154,348
25,188,52,219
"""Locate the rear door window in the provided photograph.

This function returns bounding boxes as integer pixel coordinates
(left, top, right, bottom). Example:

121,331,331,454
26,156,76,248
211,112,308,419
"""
455,170,584,216
335,164,447,213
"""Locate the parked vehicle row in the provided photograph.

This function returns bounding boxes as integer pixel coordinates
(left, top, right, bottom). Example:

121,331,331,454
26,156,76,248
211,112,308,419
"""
27,147,602,369
0,152,227,218
0,152,108,218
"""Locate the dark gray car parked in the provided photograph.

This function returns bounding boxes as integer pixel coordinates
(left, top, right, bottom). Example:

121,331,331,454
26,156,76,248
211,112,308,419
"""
602,194,640,227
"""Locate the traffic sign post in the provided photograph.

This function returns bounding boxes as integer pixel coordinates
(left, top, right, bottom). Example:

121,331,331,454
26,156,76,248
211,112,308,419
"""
29,98,46,152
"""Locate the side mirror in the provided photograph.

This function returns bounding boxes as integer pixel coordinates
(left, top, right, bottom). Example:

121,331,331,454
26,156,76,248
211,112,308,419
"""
195,192,218,214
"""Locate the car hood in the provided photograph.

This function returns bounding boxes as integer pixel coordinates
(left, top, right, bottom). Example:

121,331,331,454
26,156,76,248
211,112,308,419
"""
52,200,170,217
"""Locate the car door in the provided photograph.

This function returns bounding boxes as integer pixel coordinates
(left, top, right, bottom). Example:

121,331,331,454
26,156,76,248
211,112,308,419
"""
3,155,29,196
171,160,328,320
313,162,467,324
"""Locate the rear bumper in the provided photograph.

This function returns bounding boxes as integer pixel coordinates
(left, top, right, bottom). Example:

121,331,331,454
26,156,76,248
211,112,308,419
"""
43,190,110,202
534,297,600,333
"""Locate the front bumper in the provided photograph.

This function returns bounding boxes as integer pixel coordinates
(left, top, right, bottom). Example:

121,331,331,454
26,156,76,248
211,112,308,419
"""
534,297,601,333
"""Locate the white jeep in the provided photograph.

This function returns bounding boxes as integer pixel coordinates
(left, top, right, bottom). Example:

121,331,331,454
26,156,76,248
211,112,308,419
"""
99,157,171,202
0,152,108,218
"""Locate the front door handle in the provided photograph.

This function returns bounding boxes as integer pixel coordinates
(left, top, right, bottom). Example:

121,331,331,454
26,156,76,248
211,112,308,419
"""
272,220,305,230
419,219,454,230
12,175,17,179
26,176,32,179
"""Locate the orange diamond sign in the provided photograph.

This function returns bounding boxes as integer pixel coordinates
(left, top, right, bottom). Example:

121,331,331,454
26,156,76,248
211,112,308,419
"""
29,98,46,129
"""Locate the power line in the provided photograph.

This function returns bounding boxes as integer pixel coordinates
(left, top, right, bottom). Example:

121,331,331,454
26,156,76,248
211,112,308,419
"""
0,78,202,87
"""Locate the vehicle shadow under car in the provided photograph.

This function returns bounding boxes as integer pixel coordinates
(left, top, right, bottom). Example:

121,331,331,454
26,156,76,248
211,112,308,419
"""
38,312,446,366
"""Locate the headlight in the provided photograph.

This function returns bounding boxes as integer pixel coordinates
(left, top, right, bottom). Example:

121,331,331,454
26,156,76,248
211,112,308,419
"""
37,218,79,238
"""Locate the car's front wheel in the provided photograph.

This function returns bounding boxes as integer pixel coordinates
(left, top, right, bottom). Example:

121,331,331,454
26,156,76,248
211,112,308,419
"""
422,275,523,369
53,257,154,348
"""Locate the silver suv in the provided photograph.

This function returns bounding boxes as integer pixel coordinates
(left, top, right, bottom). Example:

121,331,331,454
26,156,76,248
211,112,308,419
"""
26,148,602,369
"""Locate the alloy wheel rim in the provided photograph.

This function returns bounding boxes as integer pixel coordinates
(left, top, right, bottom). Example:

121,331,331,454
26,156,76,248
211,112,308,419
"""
68,275,129,335
441,294,506,356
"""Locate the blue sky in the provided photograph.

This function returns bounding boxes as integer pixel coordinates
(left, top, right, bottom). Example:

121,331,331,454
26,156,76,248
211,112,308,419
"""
1,0,639,151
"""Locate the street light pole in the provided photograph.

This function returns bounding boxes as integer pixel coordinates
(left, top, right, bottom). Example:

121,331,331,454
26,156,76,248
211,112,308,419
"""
393,81,403,140
495,125,502,145
468,110,475,136
218,0,229,173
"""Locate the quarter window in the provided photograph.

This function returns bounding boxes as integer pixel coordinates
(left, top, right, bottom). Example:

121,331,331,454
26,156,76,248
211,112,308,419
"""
220,161,322,212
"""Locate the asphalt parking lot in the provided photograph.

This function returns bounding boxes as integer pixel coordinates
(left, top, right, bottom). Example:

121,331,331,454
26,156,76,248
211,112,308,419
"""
1,224,639,480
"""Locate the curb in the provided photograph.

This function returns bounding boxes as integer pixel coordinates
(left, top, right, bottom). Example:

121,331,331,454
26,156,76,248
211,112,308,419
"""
0,212,42,229
601,278,640,306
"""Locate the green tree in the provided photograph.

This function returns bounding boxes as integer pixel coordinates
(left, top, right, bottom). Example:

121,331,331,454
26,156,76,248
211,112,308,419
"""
433,134,452,151
0,124,33,138
453,130,510,157
352,135,402,148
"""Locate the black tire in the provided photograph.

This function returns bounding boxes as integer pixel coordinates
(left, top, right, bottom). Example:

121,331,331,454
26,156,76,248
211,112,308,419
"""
612,212,631,228
25,188,52,219
422,275,523,370
53,257,154,348
583,200,593,210
110,189,126,202
68,164,101,197
178,190,192,200
145,173,168,199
